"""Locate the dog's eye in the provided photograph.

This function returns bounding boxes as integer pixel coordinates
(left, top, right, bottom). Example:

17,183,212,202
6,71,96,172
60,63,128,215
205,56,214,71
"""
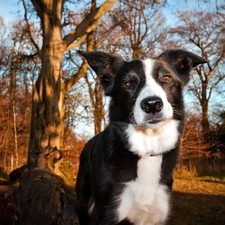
160,75,172,83
121,81,132,89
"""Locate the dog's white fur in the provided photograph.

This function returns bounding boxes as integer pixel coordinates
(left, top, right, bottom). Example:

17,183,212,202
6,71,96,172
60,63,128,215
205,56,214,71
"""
117,155,170,225
126,121,179,157
116,59,180,224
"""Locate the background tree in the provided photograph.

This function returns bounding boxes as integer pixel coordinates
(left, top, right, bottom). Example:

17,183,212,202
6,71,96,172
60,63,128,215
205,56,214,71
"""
84,70,106,135
169,10,225,139
180,113,213,160
0,18,37,173
108,0,167,59
63,28,107,136
212,111,225,155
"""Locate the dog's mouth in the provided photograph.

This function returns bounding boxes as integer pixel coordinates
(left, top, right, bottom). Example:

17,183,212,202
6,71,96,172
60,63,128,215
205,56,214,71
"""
147,118,163,124
135,114,171,129
130,112,171,129
145,113,165,124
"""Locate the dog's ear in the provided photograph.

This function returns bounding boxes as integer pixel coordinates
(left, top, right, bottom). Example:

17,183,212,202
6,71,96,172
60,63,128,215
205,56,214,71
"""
160,49,207,85
78,50,124,95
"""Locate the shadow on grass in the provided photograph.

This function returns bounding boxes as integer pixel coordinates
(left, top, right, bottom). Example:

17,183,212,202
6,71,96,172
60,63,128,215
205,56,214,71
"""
168,191,225,225
201,179,225,185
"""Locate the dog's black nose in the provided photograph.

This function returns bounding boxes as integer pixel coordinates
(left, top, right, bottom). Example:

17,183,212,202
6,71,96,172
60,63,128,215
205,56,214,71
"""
141,97,163,114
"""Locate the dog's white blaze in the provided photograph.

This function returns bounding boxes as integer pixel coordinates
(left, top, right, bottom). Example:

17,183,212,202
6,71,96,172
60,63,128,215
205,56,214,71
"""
133,59,173,129
117,155,170,224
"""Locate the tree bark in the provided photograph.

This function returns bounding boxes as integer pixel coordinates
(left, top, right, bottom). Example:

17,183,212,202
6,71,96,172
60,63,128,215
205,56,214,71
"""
200,78,211,139
28,0,65,170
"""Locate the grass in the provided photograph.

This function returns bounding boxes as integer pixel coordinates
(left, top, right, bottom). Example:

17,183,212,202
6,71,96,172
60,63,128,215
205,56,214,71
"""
167,175,225,225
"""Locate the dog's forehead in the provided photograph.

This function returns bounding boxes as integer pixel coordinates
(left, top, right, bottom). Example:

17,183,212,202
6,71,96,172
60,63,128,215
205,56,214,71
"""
142,57,177,78
120,60,145,74
118,58,172,80
118,59,155,78
141,59,155,76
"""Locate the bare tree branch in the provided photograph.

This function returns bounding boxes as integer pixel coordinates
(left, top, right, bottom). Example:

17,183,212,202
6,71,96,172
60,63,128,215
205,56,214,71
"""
22,0,40,55
30,0,42,19
63,0,117,48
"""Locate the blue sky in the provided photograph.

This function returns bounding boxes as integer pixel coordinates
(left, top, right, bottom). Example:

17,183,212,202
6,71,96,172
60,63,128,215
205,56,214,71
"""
1,0,224,30
0,0,23,23
1,0,222,25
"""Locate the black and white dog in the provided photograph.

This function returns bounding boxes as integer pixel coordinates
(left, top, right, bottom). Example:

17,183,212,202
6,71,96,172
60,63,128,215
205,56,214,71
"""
76,49,206,225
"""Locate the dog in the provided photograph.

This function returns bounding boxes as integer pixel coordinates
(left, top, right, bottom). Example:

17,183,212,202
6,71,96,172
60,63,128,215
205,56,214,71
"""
76,49,206,225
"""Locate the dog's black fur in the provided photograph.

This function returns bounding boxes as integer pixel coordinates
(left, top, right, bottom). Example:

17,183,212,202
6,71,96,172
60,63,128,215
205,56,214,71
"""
76,50,206,225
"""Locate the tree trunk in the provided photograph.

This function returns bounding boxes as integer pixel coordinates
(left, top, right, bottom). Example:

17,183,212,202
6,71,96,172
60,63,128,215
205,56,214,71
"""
12,98,19,169
17,2,79,224
28,2,65,171
201,80,211,140
94,79,105,135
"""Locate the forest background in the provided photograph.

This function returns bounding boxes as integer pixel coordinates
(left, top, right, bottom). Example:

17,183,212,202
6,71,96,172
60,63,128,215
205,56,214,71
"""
1,0,224,178
0,0,225,224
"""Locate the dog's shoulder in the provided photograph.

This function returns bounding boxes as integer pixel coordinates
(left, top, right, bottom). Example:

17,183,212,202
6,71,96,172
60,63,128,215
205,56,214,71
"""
80,122,130,158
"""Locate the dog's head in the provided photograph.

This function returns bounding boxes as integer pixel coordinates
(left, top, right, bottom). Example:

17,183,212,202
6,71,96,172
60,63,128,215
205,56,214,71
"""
78,50,206,129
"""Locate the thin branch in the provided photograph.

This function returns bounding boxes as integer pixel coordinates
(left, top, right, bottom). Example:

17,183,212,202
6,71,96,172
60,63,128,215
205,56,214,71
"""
207,75,225,101
30,0,43,21
63,0,117,48
22,0,40,55
63,60,88,93
66,34,87,51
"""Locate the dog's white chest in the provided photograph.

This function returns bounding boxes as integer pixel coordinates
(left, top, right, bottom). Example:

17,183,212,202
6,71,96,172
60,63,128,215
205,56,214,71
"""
126,121,179,157
116,124,176,224
117,156,169,224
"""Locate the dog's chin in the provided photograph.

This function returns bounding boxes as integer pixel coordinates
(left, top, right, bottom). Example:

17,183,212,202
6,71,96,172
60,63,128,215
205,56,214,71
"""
136,118,171,130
